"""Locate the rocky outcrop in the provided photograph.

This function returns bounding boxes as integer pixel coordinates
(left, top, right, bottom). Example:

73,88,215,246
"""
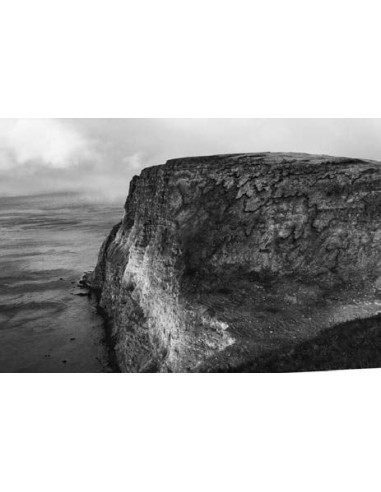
89,153,381,372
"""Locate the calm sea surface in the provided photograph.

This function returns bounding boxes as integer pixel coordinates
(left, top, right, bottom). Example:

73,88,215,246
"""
0,193,122,372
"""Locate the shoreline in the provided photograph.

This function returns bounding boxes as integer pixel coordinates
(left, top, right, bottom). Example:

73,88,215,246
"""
81,271,121,373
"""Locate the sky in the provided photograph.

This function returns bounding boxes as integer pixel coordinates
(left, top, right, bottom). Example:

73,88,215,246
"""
1,118,381,202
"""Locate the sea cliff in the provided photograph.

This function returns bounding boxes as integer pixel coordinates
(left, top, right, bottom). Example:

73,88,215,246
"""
89,153,381,372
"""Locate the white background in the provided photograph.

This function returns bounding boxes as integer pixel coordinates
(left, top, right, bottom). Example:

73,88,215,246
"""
1,1,381,491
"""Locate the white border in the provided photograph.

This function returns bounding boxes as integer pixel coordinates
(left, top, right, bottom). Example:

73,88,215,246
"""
0,0,380,117
1,1,381,491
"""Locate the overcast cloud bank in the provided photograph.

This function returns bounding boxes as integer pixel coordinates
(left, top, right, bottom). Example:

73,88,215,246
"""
1,118,381,202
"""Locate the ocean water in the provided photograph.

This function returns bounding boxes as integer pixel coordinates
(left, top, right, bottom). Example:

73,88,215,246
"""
0,193,122,372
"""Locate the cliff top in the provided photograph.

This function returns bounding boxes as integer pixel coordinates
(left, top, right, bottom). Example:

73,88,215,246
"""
140,152,381,175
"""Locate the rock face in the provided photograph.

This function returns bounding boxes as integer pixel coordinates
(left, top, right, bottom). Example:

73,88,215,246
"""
90,153,381,372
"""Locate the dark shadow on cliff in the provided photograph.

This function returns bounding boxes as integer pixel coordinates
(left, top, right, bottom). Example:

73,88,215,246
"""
93,298,121,373
228,313,381,372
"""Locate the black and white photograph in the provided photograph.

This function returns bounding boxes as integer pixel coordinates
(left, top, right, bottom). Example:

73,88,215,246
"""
1,118,381,374
2,2,381,492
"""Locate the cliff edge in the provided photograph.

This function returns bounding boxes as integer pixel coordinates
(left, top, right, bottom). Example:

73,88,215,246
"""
89,152,381,372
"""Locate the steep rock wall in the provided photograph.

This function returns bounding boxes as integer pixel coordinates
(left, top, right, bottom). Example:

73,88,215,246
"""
90,153,381,372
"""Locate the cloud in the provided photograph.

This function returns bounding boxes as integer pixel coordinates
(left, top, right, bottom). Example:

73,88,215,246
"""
122,151,145,172
0,118,94,170
1,118,381,202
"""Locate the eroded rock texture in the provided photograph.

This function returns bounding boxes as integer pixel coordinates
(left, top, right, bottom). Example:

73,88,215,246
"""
90,153,381,372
